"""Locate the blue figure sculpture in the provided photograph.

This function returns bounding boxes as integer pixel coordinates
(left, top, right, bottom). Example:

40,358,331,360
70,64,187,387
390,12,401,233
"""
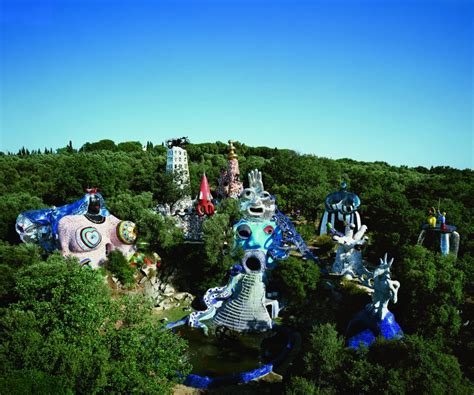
237,169,316,262
183,219,281,334
437,210,447,230
347,254,403,349
175,169,316,334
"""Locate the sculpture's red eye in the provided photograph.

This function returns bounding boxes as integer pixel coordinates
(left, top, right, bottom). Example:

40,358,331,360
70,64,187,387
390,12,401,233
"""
264,225,274,235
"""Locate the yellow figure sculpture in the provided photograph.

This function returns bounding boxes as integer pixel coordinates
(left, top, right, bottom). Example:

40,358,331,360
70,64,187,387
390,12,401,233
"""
428,207,437,228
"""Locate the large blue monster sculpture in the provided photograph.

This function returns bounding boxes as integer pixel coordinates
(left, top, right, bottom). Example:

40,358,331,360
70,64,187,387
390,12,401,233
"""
180,169,315,334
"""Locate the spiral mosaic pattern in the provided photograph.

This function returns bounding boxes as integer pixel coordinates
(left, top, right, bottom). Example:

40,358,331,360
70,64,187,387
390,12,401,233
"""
117,221,137,244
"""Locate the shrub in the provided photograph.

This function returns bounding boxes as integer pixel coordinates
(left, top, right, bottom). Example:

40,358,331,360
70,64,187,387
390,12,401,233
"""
0,254,190,393
105,250,136,286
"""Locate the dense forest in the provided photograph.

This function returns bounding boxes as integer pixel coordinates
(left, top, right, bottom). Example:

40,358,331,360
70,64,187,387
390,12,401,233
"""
0,139,472,393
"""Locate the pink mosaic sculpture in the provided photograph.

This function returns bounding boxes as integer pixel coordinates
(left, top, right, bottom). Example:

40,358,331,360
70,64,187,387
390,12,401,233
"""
58,214,137,268
54,192,137,269
217,140,244,199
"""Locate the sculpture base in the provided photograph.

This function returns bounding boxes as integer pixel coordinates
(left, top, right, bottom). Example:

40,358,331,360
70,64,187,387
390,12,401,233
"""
346,306,403,349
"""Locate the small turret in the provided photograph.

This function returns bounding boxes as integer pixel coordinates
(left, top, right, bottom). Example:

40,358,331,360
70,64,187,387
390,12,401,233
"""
228,140,238,160
217,140,244,199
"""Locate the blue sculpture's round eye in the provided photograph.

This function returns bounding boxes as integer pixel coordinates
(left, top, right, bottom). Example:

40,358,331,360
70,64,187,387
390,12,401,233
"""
237,224,252,239
241,189,255,200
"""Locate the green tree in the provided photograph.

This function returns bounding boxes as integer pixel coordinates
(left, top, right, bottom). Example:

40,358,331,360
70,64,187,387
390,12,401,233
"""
285,376,319,395
56,140,76,154
397,245,464,341
344,336,472,394
0,193,45,243
154,171,190,204
0,254,190,393
271,256,320,305
217,197,242,224
80,139,117,152
200,211,235,289
107,191,183,252
0,241,43,306
289,328,471,394
302,323,345,388
117,141,143,152
105,250,136,286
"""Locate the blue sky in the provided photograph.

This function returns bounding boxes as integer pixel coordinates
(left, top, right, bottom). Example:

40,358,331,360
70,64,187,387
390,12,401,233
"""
1,0,472,169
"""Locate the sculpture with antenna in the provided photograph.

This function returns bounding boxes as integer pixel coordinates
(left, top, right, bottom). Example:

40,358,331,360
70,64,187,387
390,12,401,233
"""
346,254,403,349
417,204,460,257
320,182,361,236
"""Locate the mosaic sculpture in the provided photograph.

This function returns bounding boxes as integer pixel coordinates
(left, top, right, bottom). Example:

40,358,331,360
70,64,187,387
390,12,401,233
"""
347,254,403,349
180,169,316,334
320,182,361,236
240,169,276,221
238,169,316,261
16,190,137,268
196,173,215,217
417,207,460,257
331,222,371,279
186,219,280,334
179,170,281,333
217,140,244,199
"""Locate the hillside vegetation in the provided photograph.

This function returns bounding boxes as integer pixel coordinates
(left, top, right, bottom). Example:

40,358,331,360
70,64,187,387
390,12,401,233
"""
0,140,472,393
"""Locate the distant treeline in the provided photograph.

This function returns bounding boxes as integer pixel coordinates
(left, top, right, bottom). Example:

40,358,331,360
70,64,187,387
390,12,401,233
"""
1,139,473,260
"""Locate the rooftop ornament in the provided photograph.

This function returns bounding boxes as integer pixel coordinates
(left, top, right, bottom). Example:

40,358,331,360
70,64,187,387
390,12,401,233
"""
417,206,460,257
320,182,361,236
165,136,190,149
217,140,244,199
